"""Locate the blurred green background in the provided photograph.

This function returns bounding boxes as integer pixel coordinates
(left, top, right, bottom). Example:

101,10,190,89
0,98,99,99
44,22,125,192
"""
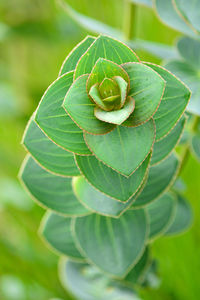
0,0,200,299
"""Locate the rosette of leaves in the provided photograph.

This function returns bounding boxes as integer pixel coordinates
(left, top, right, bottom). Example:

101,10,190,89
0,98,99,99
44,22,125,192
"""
20,35,191,283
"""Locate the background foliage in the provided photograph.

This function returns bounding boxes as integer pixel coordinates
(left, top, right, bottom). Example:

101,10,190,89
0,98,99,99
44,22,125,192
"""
0,0,200,299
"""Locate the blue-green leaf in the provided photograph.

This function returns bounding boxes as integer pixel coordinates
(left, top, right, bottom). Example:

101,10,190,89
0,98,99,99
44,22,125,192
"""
165,194,193,235
134,154,179,207
35,71,91,155
75,153,150,202
23,119,80,177
19,156,90,216
40,212,84,260
74,35,139,79
72,209,148,277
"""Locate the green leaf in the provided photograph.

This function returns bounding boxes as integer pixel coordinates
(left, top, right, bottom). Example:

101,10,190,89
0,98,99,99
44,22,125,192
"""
151,116,186,165
40,212,84,260
59,36,96,76
122,62,165,126
155,0,196,36
165,194,193,236
130,0,152,7
174,0,200,32
20,156,90,216
23,119,80,177
191,134,200,161
73,176,140,218
72,209,148,277
95,97,135,125
124,248,150,285
60,260,139,300
164,60,200,116
145,63,191,140
63,75,115,135
84,119,155,176
129,39,179,60
74,35,139,80
35,71,91,155
75,153,150,202
87,58,129,92
134,154,179,207
146,192,176,241
58,0,124,40
177,37,200,70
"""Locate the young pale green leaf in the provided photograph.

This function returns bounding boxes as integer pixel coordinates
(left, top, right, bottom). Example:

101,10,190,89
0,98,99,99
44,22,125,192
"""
59,0,124,40
165,194,193,236
164,60,200,116
74,35,139,80
134,154,179,207
60,260,139,300
20,156,90,216
23,119,80,177
174,0,200,32
130,0,152,7
191,134,200,161
124,248,150,285
95,97,135,125
41,212,84,260
63,75,115,134
72,209,148,277
177,37,200,70
129,39,179,60
122,62,165,126
151,116,186,165
59,36,96,76
35,71,91,155
87,58,129,92
73,176,140,218
155,0,196,36
146,192,177,241
84,119,155,176
145,63,191,140
75,153,150,202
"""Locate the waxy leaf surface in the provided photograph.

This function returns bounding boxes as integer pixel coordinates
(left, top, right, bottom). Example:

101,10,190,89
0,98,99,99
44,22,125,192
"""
165,194,193,236
41,212,84,259
85,119,155,176
174,0,200,32
124,248,150,285
35,72,91,155
122,62,165,126
155,0,196,36
73,176,139,217
23,119,80,176
75,153,150,202
145,63,191,140
147,193,176,240
61,260,138,300
73,209,148,277
151,116,186,165
20,156,89,216
134,154,179,207
74,35,139,79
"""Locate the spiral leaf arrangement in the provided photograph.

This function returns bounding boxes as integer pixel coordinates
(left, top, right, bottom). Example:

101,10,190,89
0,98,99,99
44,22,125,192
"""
20,35,192,296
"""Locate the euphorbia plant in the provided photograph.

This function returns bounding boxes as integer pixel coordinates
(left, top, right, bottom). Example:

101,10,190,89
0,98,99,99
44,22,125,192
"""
20,35,192,298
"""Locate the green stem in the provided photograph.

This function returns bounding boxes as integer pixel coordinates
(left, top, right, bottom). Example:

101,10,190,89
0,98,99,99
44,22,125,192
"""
123,0,137,40
178,115,199,175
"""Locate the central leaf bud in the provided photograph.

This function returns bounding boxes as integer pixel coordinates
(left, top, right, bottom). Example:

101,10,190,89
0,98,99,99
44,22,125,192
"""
86,58,135,125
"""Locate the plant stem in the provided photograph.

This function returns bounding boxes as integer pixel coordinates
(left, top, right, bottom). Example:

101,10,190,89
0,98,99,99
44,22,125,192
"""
178,115,199,175
123,0,137,40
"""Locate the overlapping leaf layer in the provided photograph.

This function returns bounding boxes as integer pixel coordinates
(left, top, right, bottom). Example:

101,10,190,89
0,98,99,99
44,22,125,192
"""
20,35,191,281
